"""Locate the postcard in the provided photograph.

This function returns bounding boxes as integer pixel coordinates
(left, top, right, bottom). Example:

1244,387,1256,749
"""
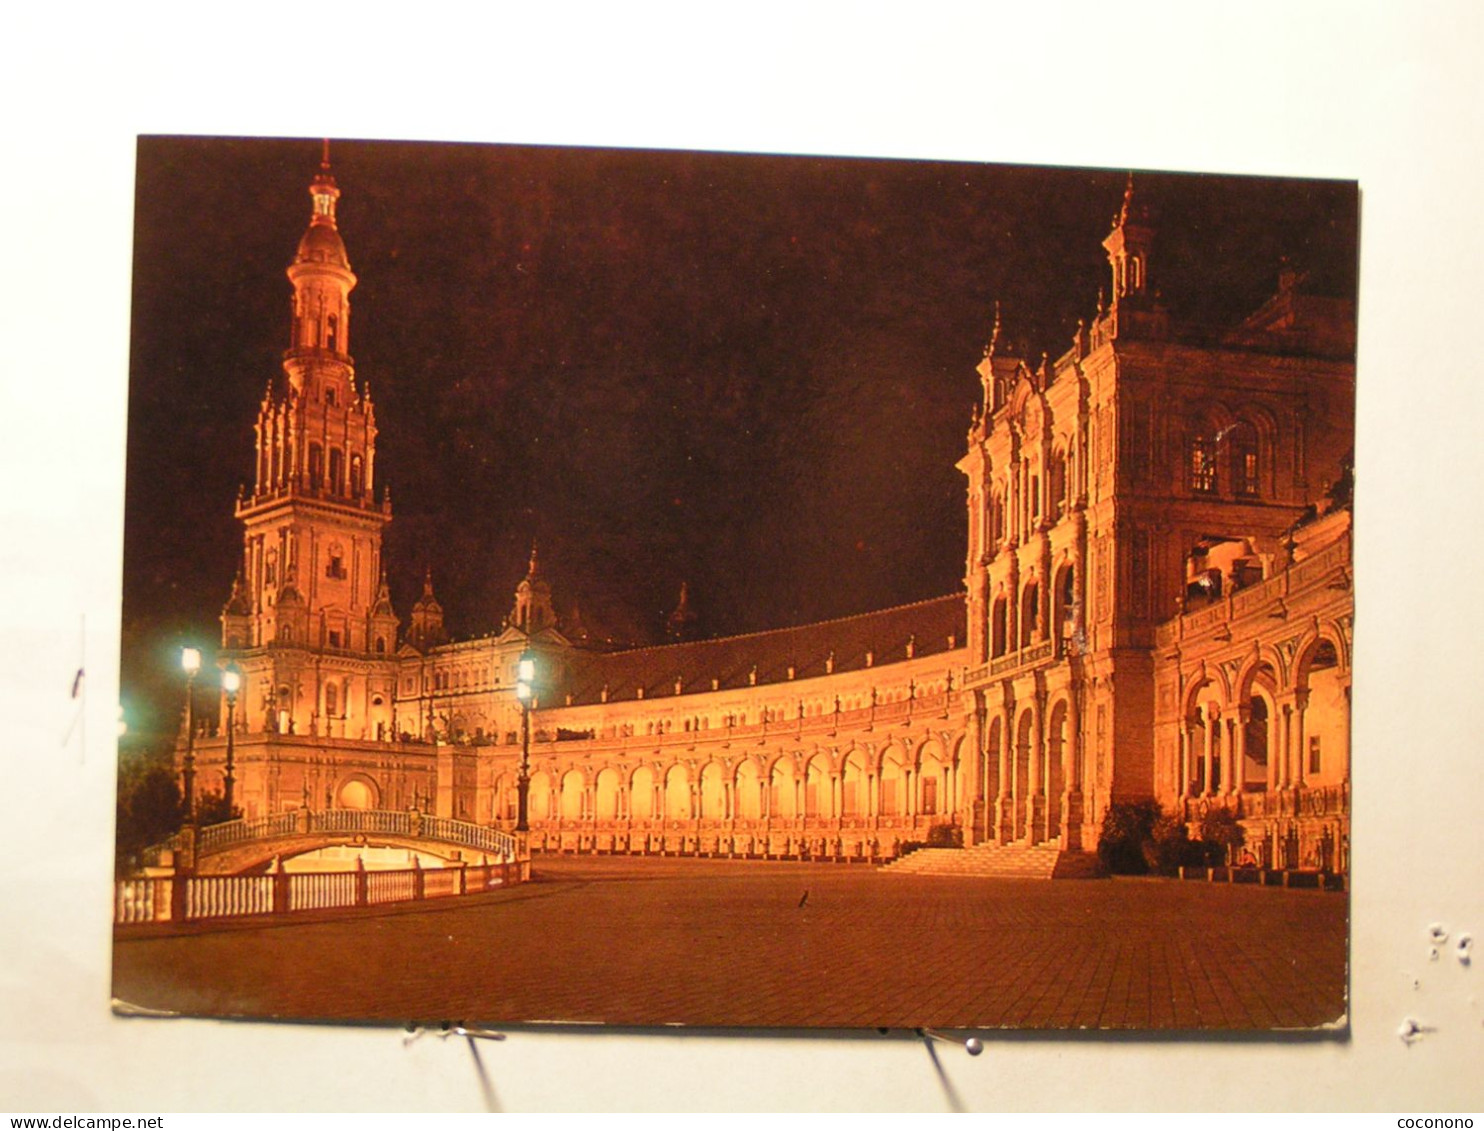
113,137,1355,1029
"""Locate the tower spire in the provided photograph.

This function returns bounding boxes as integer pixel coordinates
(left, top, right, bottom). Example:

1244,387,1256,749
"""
1102,172,1152,310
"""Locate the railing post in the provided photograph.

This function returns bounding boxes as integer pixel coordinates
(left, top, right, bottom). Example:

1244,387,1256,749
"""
412,858,425,901
355,856,368,907
170,873,190,923
273,864,291,915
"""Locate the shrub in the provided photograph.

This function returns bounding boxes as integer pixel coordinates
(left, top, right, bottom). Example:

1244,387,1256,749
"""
1097,799,1164,874
1197,808,1246,866
926,823,963,849
1143,813,1200,875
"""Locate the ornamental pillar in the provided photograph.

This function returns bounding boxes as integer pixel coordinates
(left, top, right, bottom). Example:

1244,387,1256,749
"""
1201,709,1215,797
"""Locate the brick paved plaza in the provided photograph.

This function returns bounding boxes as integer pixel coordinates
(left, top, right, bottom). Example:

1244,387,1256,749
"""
112,857,1347,1030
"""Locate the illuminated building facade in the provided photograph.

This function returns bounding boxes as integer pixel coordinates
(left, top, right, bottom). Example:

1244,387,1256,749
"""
183,162,1354,874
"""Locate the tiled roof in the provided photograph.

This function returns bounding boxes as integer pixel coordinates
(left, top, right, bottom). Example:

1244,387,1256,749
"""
562,593,966,706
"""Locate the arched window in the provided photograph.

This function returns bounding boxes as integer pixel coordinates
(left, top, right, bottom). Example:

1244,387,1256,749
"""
329,448,344,495
324,682,338,717
1188,431,1217,493
350,454,364,499
375,636,386,654
1230,421,1260,497
991,596,1008,658
308,444,324,490
1020,582,1039,649
326,314,339,353
1055,564,1077,648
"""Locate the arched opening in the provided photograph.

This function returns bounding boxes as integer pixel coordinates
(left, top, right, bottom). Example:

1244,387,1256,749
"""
991,595,1008,658
1046,700,1068,839
1188,423,1218,494
308,444,324,491
841,751,867,816
559,770,584,820
1244,695,1270,789
804,756,830,819
1229,420,1260,497
983,715,1002,804
734,761,761,820
594,769,620,820
878,753,904,817
769,761,796,819
1054,563,1077,652
1298,638,1347,785
350,454,364,500
529,772,553,821
1049,446,1067,520
664,765,691,820
336,777,376,810
1019,581,1039,648
630,766,655,820
919,746,946,818
1014,709,1034,839
329,447,344,495
699,762,726,819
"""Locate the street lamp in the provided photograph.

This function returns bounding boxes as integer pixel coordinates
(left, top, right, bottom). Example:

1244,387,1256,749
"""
181,647,201,822
222,666,241,817
515,648,535,832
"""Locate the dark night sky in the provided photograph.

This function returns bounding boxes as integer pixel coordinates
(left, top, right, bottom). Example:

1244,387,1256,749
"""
120,136,1357,740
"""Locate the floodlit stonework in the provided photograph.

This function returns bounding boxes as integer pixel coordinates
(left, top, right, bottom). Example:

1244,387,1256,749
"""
181,164,1354,873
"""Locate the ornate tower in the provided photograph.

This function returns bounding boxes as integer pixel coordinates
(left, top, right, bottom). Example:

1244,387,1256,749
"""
507,542,556,635
220,145,399,742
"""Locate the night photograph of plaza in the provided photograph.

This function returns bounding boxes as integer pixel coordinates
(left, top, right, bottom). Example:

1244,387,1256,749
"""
112,136,1356,1030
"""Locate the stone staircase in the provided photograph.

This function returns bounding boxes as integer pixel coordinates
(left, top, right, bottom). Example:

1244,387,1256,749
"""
880,840,1104,880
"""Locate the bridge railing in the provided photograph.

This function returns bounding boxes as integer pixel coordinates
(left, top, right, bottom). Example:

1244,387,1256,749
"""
142,809,521,870
115,855,526,927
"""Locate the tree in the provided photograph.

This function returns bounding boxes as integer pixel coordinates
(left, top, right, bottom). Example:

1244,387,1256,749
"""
115,758,183,876
194,789,243,828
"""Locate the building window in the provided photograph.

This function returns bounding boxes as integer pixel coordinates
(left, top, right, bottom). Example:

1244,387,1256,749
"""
308,444,324,490
921,777,938,815
328,629,342,648
1231,422,1260,497
1309,736,1321,775
1189,435,1216,493
329,448,344,494
326,546,346,580
326,315,339,353
324,682,338,716
350,455,364,499
1020,582,1038,649
375,636,386,653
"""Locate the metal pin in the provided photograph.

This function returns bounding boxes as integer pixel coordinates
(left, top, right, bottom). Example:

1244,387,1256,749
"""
403,1022,507,1044
919,1028,984,1056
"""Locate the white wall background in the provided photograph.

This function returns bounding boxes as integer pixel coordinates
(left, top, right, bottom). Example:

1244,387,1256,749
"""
1,0,1480,1113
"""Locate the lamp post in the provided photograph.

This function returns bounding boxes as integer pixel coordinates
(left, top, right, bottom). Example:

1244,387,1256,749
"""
222,667,241,817
515,648,535,832
181,647,201,822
